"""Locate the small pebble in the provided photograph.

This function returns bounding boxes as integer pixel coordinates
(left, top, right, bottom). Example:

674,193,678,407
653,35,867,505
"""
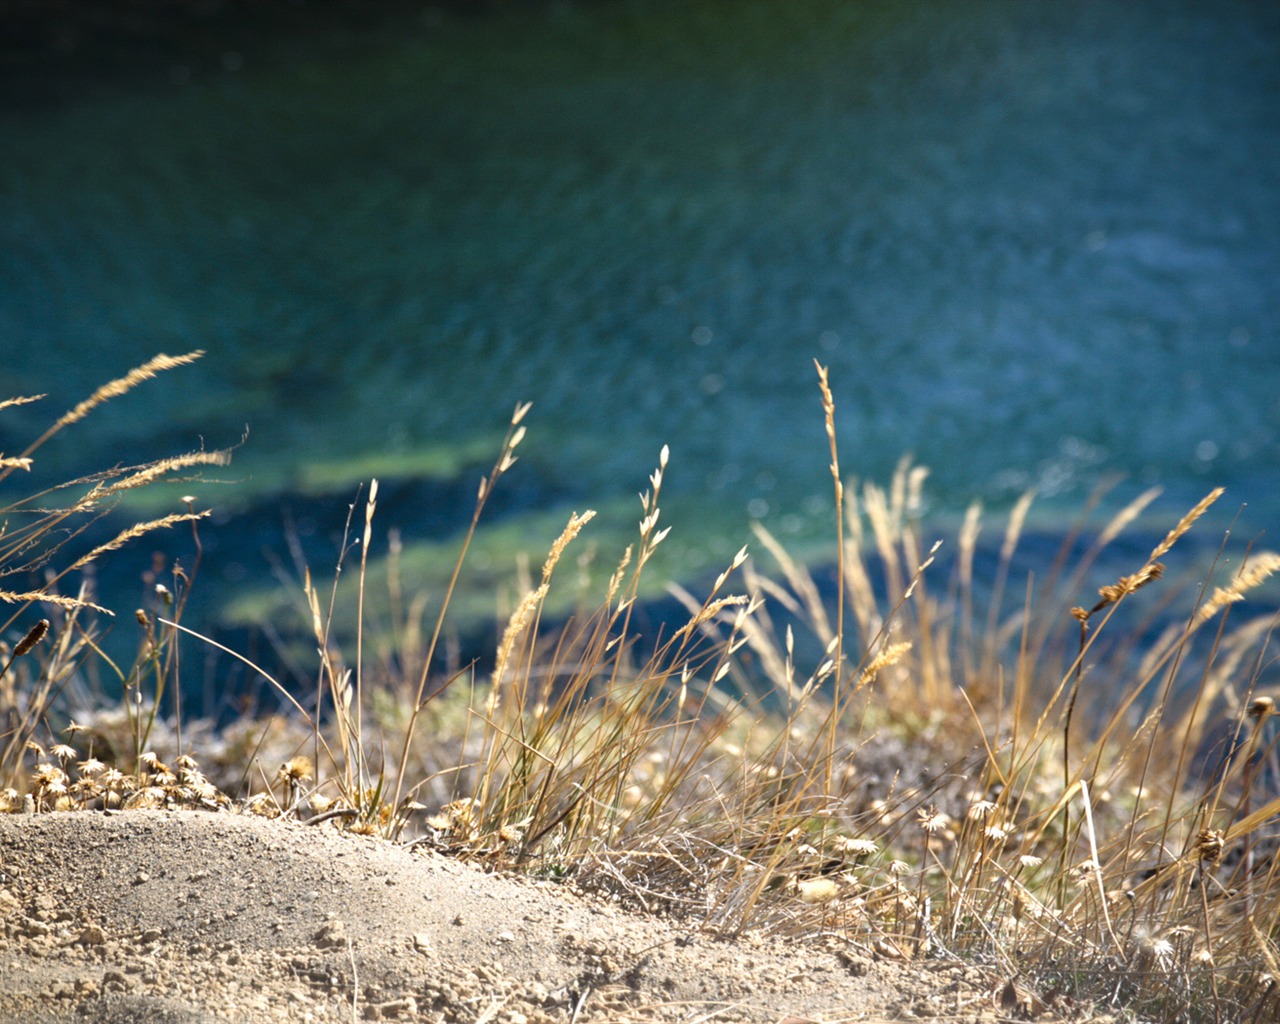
77,924,106,946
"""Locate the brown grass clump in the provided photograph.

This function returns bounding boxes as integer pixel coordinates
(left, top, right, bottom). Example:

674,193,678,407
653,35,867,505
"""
4,360,1280,1024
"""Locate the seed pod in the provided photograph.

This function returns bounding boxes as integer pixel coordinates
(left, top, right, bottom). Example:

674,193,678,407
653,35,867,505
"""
13,619,49,657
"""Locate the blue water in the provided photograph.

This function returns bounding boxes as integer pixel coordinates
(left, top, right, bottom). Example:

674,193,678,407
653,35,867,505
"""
2,0,1279,655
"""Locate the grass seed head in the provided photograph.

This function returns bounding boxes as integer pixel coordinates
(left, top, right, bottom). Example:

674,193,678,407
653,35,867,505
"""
55,351,204,428
1098,562,1165,608
12,619,49,657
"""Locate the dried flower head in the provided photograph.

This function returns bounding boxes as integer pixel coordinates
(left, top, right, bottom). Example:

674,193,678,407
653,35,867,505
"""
1128,926,1178,970
32,762,66,787
1248,696,1275,721
428,798,483,841
246,793,280,818
1197,828,1225,864
1073,859,1099,879
277,757,313,784
967,800,999,820
124,787,166,810
100,768,125,788
200,778,225,803
498,824,524,844
833,836,879,858
917,806,949,834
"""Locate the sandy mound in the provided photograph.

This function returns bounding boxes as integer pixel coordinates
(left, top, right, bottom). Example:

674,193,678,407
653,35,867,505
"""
0,810,1018,1023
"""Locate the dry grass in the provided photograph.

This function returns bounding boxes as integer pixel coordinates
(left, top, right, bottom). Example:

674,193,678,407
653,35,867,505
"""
4,360,1280,1023
0,351,232,783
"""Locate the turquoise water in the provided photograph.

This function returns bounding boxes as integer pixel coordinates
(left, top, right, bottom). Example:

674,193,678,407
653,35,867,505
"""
3,0,1279,660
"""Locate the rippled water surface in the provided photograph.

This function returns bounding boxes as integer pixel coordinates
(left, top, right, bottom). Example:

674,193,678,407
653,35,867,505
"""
3,0,1278,654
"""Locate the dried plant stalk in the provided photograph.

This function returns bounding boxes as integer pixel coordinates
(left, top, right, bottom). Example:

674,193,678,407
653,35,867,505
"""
52,351,205,432
67,511,211,573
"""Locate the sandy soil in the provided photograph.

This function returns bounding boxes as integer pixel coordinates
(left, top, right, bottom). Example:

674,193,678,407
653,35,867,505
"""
0,810,1055,1023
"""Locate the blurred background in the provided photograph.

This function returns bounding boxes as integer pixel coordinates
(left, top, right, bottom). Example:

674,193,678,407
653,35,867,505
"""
2,0,1278,695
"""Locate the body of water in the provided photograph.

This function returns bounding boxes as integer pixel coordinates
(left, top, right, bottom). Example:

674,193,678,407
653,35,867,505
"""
3,0,1278,681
